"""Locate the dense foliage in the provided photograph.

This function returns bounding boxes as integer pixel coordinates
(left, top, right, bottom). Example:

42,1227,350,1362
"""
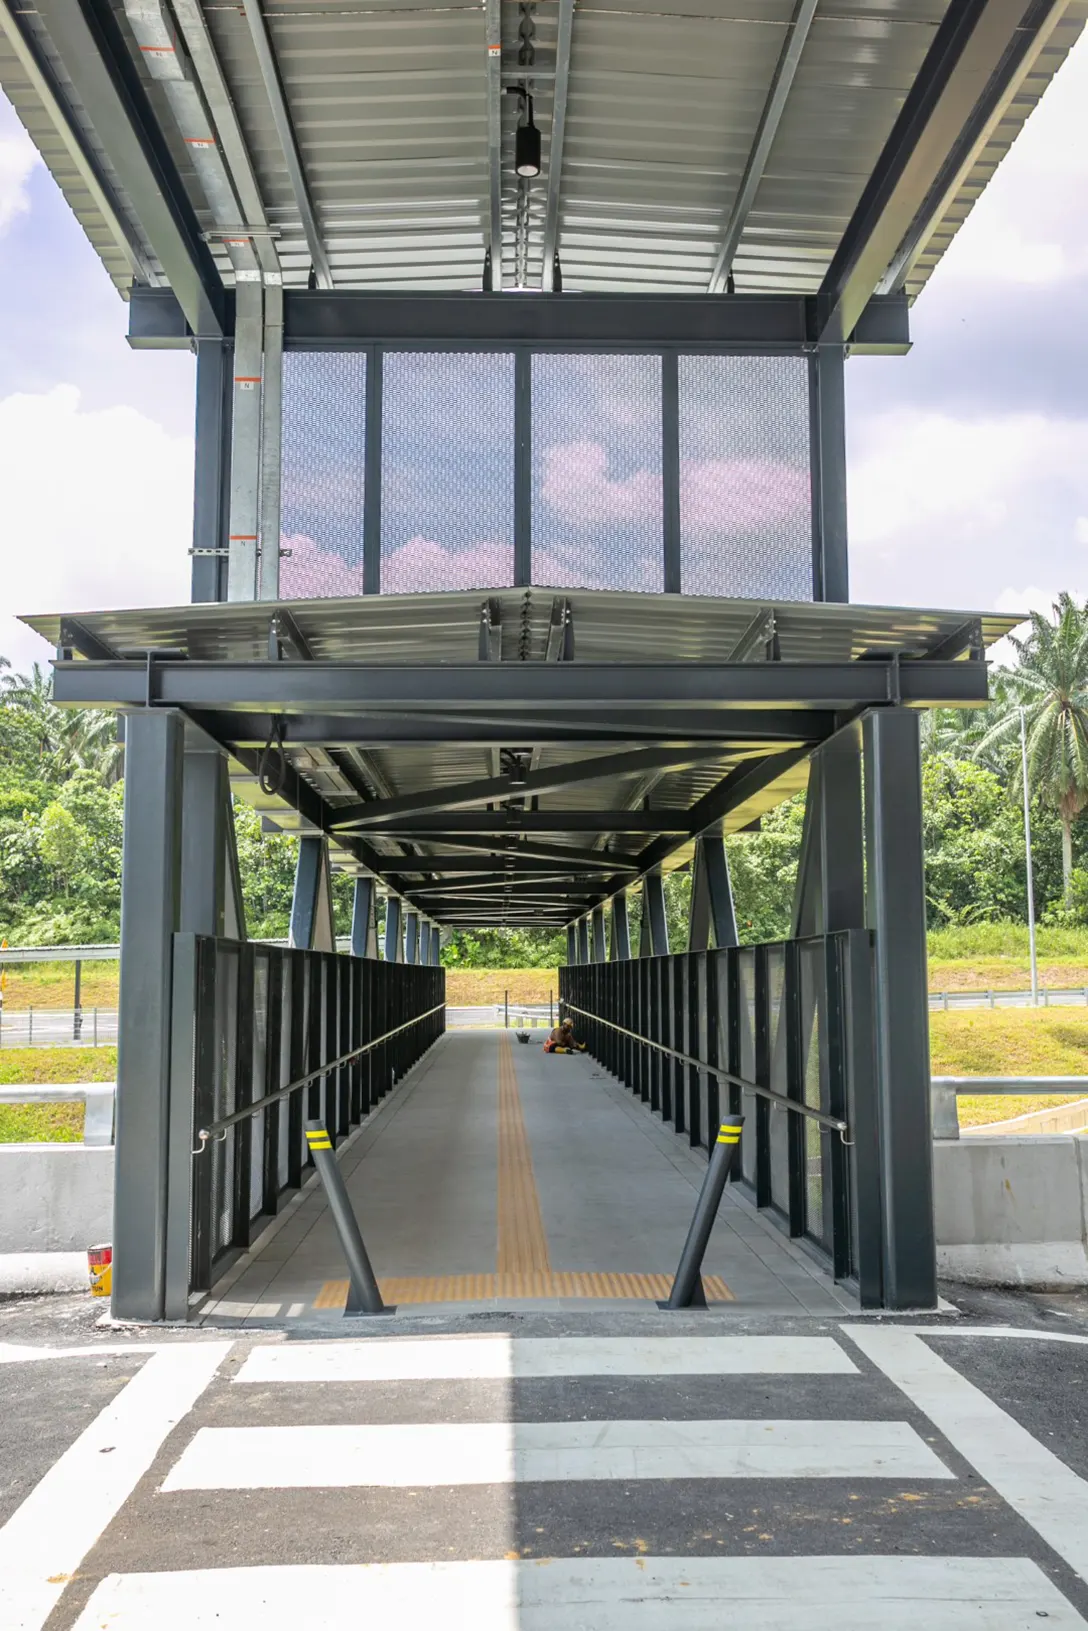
5,595,1088,958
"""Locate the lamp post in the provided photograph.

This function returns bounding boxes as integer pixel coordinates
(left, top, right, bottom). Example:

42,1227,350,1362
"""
1020,706,1039,1006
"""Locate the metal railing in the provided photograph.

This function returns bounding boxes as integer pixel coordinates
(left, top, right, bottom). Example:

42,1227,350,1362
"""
561,930,872,1290
931,1077,1088,1139
168,935,445,1299
0,1082,115,1145
560,1000,849,1137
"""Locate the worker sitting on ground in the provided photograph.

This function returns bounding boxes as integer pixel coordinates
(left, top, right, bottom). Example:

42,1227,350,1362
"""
543,1019,585,1054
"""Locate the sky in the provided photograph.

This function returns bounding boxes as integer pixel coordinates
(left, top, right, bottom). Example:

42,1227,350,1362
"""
1,32,1087,675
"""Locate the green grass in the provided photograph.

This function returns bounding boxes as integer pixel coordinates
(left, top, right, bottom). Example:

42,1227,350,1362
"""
930,1008,1088,1127
0,1047,117,1085
0,1102,84,1142
0,1048,116,1142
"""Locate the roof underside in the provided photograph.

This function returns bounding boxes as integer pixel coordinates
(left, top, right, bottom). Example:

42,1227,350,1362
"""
1,0,1083,304
31,588,1017,928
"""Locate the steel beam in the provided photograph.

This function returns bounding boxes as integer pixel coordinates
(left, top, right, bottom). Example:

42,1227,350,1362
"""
128,287,910,352
863,708,936,1310
240,0,332,288
51,659,989,714
708,0,819,292
377,854,631,874
32,0,224,336
329,747,731,829
540,0,575,290
402,835,640,869
113,709,183,1322
184,706,834,748
817,0,1066,342
350,876,379,958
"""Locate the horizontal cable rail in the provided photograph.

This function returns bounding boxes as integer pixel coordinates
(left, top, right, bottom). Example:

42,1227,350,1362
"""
560,999,849,1137
194,1001,447,1151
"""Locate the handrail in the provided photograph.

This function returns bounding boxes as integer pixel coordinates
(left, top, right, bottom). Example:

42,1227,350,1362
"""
194,1001,446,1152
560,999,850,1138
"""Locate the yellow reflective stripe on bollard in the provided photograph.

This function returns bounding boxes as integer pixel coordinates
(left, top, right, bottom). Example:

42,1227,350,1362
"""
716,1132,741,1144
306,1130,333,1150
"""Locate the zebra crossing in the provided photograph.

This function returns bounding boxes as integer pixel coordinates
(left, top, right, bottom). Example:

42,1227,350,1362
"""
4,1328,1088,1628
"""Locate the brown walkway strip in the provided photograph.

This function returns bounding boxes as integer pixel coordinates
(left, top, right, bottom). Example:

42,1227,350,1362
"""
496,1029,552,1276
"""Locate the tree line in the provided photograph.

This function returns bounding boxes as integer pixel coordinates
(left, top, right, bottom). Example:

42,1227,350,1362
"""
2,594,1087,957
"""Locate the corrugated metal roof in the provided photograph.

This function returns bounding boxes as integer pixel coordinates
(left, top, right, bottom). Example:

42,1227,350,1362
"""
2,0,1083,298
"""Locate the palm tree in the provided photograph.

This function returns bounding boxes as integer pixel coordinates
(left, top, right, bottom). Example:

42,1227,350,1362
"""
973,592,1088,903
1,662,121,781
1,661,60,762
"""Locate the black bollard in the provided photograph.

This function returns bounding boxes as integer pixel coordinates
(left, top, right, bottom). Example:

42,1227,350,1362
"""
305,1123,393,1316
661,1114,744,1310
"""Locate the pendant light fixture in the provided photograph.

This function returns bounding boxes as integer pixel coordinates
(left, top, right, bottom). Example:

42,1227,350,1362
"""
507,86,541,178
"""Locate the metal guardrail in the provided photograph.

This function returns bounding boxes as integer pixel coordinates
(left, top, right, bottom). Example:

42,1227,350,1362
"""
560,998,851,1138
0,1009,116,1047
0,1083,115,1145
930,988,1088,1010
931,1076,1088,1139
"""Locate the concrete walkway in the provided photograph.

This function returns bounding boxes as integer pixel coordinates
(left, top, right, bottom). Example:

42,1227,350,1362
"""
206,1031,851,1324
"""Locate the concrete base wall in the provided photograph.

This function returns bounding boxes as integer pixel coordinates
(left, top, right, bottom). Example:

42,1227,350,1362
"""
0,1146,113,1253
934,1135,1088,1289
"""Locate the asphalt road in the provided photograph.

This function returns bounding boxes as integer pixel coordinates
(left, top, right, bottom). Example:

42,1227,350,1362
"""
0,1283,1086,1629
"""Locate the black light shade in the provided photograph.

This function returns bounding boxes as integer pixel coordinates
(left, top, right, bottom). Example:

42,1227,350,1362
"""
515,107,541,178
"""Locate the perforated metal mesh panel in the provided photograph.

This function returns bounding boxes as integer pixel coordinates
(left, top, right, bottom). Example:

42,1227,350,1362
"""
280,352,367,598
532,353,664,592
678,356,812,600
381,351,514,593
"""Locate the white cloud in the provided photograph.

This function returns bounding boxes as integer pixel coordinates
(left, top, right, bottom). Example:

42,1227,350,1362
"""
0,385,193,674
0,106,39,236
850,410,1088,554
936,32,1088,287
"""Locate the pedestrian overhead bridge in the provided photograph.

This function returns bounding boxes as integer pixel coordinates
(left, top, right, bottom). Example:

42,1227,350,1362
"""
8,0,1082,1322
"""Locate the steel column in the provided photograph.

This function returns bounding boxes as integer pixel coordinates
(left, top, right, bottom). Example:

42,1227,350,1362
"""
257,282,284,599
863,708,936,1309
350,876,379,958
290,835,335,951
566,924,578,966
179,740,227,937
644,872,670,956
577,915,590,965
113,709,183,1322
809,346,848,603
191,339,231,602
704,832,738,948
610,893,631,960
661,350,681,594
226,280,263,600
384,894,403,963
591,904,607,963
405,910,420,965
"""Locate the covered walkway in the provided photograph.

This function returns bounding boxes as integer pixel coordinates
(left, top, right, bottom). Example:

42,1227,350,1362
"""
206,1031,848,1324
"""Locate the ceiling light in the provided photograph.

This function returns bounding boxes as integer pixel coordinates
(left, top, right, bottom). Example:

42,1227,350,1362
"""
515,96,541,178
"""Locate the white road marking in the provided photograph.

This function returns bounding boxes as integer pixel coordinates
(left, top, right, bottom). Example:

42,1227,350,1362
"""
0,1342,230,1631
846,1327,1088,1586
162,1417,950,1490
69,1556,1085,1629
0,1342,161,1365
233,1334,858,1384
872,1324,1088,1349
